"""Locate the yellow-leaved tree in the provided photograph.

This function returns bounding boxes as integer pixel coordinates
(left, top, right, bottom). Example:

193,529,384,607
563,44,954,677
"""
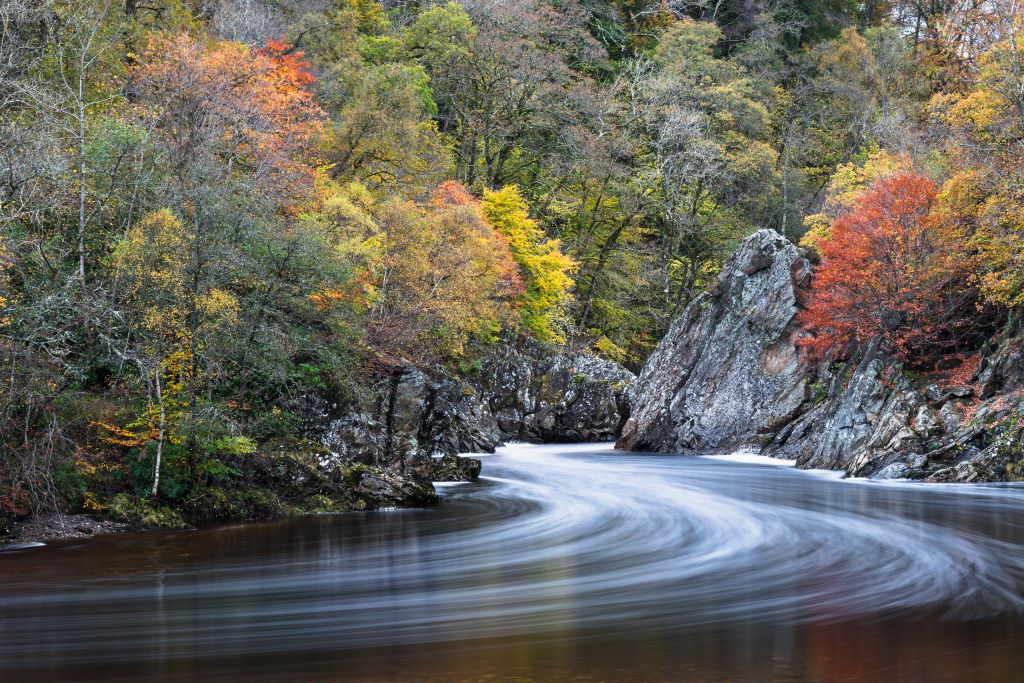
112,209,240,496
932,10,1024,308
318,180,522,359
482,186,576,343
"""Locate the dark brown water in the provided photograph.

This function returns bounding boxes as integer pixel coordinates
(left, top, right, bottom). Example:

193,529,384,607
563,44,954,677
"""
2,443,1024,682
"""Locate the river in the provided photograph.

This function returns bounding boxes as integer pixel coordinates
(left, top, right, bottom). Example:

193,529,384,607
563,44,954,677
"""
1,443,1023,682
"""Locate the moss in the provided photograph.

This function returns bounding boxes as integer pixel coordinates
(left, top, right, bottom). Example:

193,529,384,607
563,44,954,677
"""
1006,461,1024,482
337,463,368,487
301,494,336,513
298,493,355,514
104,493,186,529
235,487,281,519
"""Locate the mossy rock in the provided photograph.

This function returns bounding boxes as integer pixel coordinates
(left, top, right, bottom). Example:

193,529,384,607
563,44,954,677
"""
104,493,187,529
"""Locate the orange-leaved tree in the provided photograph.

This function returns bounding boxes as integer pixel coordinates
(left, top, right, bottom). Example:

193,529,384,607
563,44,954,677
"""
133,33,324,210
798,171,979,362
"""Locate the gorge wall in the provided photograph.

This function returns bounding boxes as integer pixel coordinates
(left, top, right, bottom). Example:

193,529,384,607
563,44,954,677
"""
618,229,1024,483
307,339,635,494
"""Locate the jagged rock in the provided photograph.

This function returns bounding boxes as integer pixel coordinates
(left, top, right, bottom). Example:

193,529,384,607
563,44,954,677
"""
977,319,1024,398
767,354,928,476
924,384,947,402
302,341,633,504
310,364,502,475
618,229,811,453
618,228,1024,483
352,468,439,507
429,454,482,482
477,337,634,443
871,462,909,480
913,405,940,437
928,461,982,483
939,402,965,432
948,386,974,399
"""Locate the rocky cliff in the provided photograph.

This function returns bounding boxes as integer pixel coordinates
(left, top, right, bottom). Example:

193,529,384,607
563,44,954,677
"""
307,341,635,495
476,337,634,443
763,346,1023,482
309,364,498,488
619,229,1024,483
617,229,811,453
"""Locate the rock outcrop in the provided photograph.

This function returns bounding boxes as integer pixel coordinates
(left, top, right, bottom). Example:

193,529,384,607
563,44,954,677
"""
477,337,635,443
618,229,1024,483
764,353,921,473
308,364,499,484
307,342,634,494
755,309,1024,482
765,349,1022,483
617,229,812,453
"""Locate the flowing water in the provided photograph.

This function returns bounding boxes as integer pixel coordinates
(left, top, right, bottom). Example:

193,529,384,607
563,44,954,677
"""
2,443,1024,682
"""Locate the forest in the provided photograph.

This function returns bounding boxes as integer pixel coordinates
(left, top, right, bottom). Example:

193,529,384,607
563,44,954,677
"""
2,0,1024,525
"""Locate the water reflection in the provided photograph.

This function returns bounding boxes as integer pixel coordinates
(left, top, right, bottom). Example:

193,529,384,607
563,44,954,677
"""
1,443,1023,682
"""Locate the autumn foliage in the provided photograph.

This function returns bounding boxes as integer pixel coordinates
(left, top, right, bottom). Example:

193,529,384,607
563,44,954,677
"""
132,34,324,205
798,172,980,362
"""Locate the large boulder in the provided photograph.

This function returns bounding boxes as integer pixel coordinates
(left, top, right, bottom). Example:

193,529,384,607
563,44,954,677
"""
309,364,502,480
476,337,635,442
617,229,812,453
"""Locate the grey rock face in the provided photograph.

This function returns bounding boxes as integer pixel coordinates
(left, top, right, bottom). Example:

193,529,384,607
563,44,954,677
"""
977,319,1024,398
766,356,922,476
476,337,635,443
306,341,634,498
311,364,502,479
429,454,483,482
763,347,1023,482
938,402,965,432
352,467,439,506
617,229,812,453
617,228,1023,483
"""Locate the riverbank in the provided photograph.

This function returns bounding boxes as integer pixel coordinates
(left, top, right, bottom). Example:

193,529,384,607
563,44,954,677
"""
2,513,132,547
0,450,454,548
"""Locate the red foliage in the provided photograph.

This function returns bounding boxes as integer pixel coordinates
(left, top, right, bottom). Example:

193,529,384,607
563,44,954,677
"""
430,180,477,206
133,34,325,212
798,172,979,362
256,38,317,88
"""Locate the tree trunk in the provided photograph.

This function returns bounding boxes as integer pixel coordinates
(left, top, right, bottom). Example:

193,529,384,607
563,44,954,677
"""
77,72,87,290
152,367,165,497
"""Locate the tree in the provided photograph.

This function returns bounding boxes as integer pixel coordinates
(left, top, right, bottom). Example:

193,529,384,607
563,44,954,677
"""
406,0,603,190
800,148,914,253
111,209,198,496
798,172,980,362
482,185,576,343
354,181,522,358
932,5,1024,307
0,0,130,290
631,18,779,318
